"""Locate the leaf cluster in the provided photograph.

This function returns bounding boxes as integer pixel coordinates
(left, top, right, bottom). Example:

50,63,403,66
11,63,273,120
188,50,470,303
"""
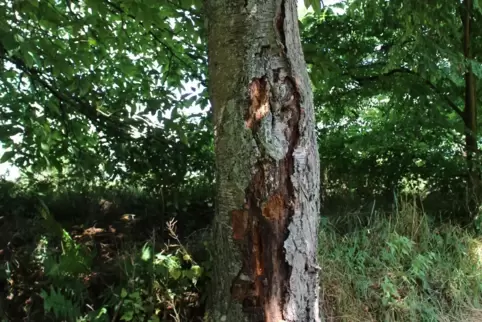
0,0,212,187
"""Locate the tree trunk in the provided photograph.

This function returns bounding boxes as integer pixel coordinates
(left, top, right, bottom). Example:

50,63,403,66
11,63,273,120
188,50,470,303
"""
462,0,479,221
204,0,322,321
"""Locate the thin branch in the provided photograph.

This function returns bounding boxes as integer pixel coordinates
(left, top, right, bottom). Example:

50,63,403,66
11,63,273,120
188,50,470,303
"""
350,67,465,119
103,0,202,72
0,42,138,141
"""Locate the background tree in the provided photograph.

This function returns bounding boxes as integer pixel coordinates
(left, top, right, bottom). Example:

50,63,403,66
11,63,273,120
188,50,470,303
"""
302,0,482,221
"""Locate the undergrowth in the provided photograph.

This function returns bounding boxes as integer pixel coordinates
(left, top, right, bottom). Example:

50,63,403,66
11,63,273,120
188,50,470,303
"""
1,201,207,322
320,197,482,322
3,179,482,322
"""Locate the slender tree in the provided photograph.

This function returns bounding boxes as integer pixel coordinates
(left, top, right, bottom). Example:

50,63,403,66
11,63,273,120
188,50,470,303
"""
461,0,479,219
205,0,322,321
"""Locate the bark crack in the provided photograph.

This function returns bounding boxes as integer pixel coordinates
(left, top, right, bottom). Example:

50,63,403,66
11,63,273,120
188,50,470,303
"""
275,0,288,54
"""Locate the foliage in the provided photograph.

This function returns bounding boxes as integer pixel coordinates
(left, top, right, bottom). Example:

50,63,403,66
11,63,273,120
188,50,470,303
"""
320,197,482,321
0,0,213,188
41,286,83,321
302,0,482,204
2,175,482,321
0,180,209,321
112,221,205,322
0,175,214,236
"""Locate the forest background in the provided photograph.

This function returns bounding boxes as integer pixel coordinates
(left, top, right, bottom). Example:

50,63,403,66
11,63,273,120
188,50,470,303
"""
1,0,482,321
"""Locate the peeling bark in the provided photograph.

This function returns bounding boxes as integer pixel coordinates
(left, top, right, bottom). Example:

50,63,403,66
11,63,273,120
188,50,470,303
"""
205,0,321,321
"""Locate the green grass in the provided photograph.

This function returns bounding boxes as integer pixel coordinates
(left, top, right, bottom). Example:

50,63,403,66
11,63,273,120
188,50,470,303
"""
320,197,482,322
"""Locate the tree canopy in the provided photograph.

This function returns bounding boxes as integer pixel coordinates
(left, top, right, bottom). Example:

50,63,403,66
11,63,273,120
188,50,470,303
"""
302,0,482,210
0,0,212,189
1,0,482,210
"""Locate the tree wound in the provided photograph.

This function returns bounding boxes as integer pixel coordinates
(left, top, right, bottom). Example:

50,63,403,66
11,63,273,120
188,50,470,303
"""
230,77,301,321
246,77,270,129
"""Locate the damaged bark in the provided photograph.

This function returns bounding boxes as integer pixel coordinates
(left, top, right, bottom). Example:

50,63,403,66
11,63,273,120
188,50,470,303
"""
205,0,321,321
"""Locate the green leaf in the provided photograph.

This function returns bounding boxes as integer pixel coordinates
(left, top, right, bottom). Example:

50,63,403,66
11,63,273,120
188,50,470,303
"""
40,142,50,152
129,291,141,300
0,150,15,164
169,268,182,280
149,315,160,322
190,265,203,277
475,0,482,14
120,311,134,321
88,37,97,46
141,244,151,261
1,33,19,51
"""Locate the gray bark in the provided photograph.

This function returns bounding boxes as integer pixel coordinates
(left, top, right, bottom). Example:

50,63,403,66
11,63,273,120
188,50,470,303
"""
205,0,321,321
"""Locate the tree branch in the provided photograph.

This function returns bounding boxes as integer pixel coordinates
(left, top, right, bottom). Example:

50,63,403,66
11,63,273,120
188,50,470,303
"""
103,0,203,74
0,44,189,155
0,42,138,140
351,66,465,119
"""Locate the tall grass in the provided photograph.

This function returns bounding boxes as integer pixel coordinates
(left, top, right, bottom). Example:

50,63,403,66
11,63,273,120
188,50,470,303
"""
320,197,482,322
